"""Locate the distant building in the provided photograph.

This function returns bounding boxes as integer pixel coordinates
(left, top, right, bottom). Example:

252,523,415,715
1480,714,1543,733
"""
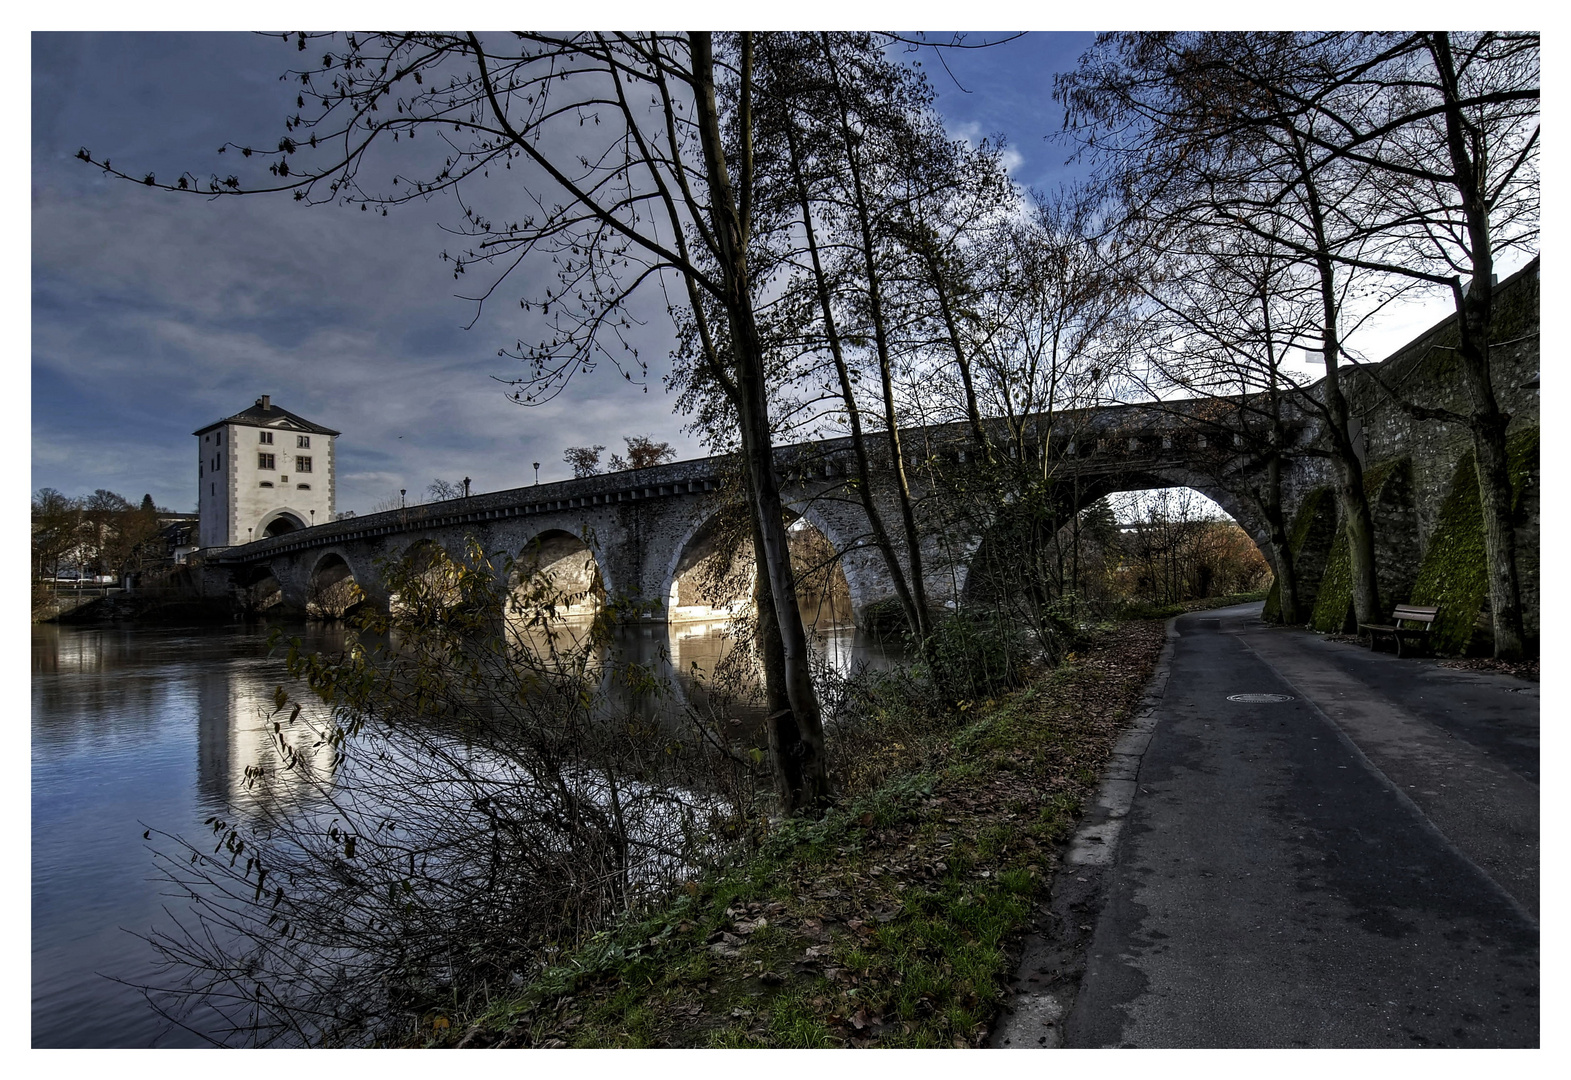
156,513,200,565
194,396,339,548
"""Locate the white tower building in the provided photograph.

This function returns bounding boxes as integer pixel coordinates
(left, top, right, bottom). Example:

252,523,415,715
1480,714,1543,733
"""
194,395,339,549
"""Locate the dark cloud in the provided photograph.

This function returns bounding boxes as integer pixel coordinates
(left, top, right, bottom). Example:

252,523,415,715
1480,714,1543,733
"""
32,31,698,512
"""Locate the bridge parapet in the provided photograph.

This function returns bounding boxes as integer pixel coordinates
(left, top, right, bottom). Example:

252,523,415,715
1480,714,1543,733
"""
214,458,731,565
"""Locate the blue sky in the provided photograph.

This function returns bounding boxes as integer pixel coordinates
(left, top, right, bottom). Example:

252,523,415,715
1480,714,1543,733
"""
30,29,1465,516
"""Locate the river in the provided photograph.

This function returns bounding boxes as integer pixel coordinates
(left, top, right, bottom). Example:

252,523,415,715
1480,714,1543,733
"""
30,616,896,1047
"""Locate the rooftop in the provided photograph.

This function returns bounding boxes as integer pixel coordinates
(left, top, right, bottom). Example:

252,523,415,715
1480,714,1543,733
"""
193,395,341,437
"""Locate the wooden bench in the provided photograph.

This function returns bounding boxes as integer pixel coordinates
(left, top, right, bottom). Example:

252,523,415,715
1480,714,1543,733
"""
1359,605,1440,658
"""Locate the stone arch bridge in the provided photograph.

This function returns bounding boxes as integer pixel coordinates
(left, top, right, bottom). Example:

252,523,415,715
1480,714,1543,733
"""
193,259,1540,642
201,396,1312,627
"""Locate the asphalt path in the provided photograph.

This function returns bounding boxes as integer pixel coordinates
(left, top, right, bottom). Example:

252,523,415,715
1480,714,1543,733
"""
1043,603,1538,1048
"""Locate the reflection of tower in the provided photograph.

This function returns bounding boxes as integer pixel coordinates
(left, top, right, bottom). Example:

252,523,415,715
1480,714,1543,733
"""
194,670,237,808
192,658,326,815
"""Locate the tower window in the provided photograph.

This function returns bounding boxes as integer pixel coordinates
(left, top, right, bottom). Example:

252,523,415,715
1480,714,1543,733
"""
297,435,311,448
296,483,311,490
259,481,274,488
258,453,275,470
297,456,312,473
259,431,274,445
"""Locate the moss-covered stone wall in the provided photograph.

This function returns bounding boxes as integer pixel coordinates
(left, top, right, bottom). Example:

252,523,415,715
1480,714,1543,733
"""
1308,457,1411,634
1262,259,1538,652
1408,425,1539,654
1408,454,1489,653
1308,528,1355,633
1342,260,1539,555
1262,484,1337,622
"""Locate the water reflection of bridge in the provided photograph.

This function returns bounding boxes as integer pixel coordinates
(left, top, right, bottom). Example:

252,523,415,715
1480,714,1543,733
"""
181,610,893,816
508,610,899,730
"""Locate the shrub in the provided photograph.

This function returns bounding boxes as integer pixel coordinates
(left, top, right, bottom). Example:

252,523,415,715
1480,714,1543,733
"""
917,612,1030,707
133,539,755,1047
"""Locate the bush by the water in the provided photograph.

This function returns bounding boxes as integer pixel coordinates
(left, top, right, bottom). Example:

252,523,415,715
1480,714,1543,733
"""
918,612,1031,707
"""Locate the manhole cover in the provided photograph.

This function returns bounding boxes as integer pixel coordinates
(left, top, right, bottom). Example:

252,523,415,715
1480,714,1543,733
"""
1227,693,1294,703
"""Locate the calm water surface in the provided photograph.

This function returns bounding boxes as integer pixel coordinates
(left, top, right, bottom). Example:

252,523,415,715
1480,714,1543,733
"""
31,617,894,1047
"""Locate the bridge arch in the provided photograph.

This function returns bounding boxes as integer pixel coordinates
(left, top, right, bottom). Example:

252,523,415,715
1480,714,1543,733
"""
784,502,869,628
259,509,309,538
306,550,366,619
1087,465,1270,549
507,529,607,617
232,561,284,614
386,537,467,615
661,503,858,628
958,463,1273,614
663,510,751,622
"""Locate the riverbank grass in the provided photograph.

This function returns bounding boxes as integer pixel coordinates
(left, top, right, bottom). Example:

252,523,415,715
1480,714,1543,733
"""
442,617,1167,1049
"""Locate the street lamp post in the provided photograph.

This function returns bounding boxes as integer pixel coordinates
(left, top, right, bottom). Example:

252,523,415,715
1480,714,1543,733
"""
400,488,406,508
533,462,540,485
463,476,471,499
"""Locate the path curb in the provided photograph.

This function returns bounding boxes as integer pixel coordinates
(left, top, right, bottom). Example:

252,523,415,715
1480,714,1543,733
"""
988,617,1179,1048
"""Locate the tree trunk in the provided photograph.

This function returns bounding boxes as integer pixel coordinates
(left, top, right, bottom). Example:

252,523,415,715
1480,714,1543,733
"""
1304,182,1380,625
822,34,932,641
919,243,993,461
1468,405,1525,658
1263,452,1300,624
748,509,805,806
690,33,830,812
1429,33,1526,660
782,111,923,636
1258,293,1300,624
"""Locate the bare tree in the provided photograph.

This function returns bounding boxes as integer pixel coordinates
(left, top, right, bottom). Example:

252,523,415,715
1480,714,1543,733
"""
1121,228,1328,622
32,488,82,581
426,478,464,501
1284,32,1538,656
748,31,971,642
1060,31,1538,654
960,191,1139,624
1059,33,1408,629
